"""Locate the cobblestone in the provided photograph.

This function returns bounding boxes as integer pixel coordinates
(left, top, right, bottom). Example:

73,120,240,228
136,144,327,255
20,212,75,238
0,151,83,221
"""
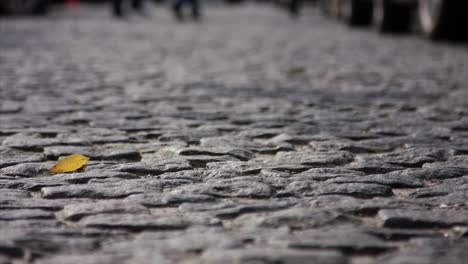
1,3,468,264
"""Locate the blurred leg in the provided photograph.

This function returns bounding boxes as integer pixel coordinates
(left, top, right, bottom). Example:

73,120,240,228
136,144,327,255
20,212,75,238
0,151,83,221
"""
113,0,124,17
172,0,183,20
132,0,142,11
191,0,201,19
133,0,150,16
289,0,301,17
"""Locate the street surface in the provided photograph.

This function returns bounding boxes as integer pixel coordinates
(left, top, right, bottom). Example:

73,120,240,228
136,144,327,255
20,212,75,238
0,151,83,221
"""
1,3,468,264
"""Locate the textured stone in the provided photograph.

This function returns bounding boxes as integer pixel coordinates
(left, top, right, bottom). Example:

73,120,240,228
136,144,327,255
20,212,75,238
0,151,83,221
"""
158,170,207,182
0,148,45,168
57,132,131,146
0,198,68,210
362,227,442,240
391,167,468,180
54,171,139,184
283,228,394,254
40,180,164,199
177,147,254,161
1,177,67,191
378,209,468,228
338,139,399,153
60,201,149,221
121,251,170,264
289,168,366,181
424,155,468,168
311,195,424,215
267,133,315,145
374,148,447,167
36,254,127,264
1,5,468,264
416,192,468,206
43,146,142,161
117,158,192,175
124,193,216,207
81,214,191,230
0,209,54,220
408,175,468,200
200,137,294,154
325,173,424,188
2,133,60,151
0,101,22,114
183,155,240,167
283,181,393,198
201,248,347,264
346,158,405,174
0,219,63,230
15,237,100,256
158,130,219,144
177,179,272,198
0,189,30,199
1,162,54,177
105,229,245,255
178,200,295,218
376,238,468,264
205,161,263,175
275,151,354,167
207,161,310,175
236,208,339,228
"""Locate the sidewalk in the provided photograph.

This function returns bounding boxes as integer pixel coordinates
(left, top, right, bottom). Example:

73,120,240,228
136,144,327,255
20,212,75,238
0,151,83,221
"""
1,4,468,264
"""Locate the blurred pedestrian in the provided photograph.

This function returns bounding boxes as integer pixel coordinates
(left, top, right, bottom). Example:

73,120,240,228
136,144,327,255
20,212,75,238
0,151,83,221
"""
112,0,147,18
274,0,302,19
288,0,301,18
172,0,201,21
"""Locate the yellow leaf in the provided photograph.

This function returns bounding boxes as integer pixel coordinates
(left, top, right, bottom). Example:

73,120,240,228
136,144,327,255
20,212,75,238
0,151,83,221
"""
49,154,90,173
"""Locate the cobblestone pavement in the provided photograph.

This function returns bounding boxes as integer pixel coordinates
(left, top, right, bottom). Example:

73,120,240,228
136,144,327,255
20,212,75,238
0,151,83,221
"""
1,4,468,264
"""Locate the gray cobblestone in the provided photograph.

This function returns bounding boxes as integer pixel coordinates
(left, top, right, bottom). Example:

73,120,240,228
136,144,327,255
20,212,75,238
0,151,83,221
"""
1,4,468,263
378,209,468,228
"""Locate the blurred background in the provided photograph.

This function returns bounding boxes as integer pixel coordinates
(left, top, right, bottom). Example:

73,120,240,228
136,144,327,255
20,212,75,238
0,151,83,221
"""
0,0,466,42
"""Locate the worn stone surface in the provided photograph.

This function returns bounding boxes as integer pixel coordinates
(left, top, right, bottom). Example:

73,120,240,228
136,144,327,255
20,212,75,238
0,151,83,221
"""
43,145,142,161
178,199,295,218
176,178,273,198
281,227,395,254
0,148,45,169
200,248,347,264
281,181,393,198
80,214,194,230
378,209,468,228
1,3,468,264
124,193,217,207
234,207,340,228
376,238,468,264
0,209,54,221
40,180,163,199
59,200,149,221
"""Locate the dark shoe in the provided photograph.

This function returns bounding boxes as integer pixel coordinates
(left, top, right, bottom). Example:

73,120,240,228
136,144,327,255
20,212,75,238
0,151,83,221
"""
112,6,124,18
113,10,125,18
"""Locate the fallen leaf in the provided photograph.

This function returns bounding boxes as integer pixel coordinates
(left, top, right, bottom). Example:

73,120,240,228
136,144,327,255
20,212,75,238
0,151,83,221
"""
49,154,90,173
